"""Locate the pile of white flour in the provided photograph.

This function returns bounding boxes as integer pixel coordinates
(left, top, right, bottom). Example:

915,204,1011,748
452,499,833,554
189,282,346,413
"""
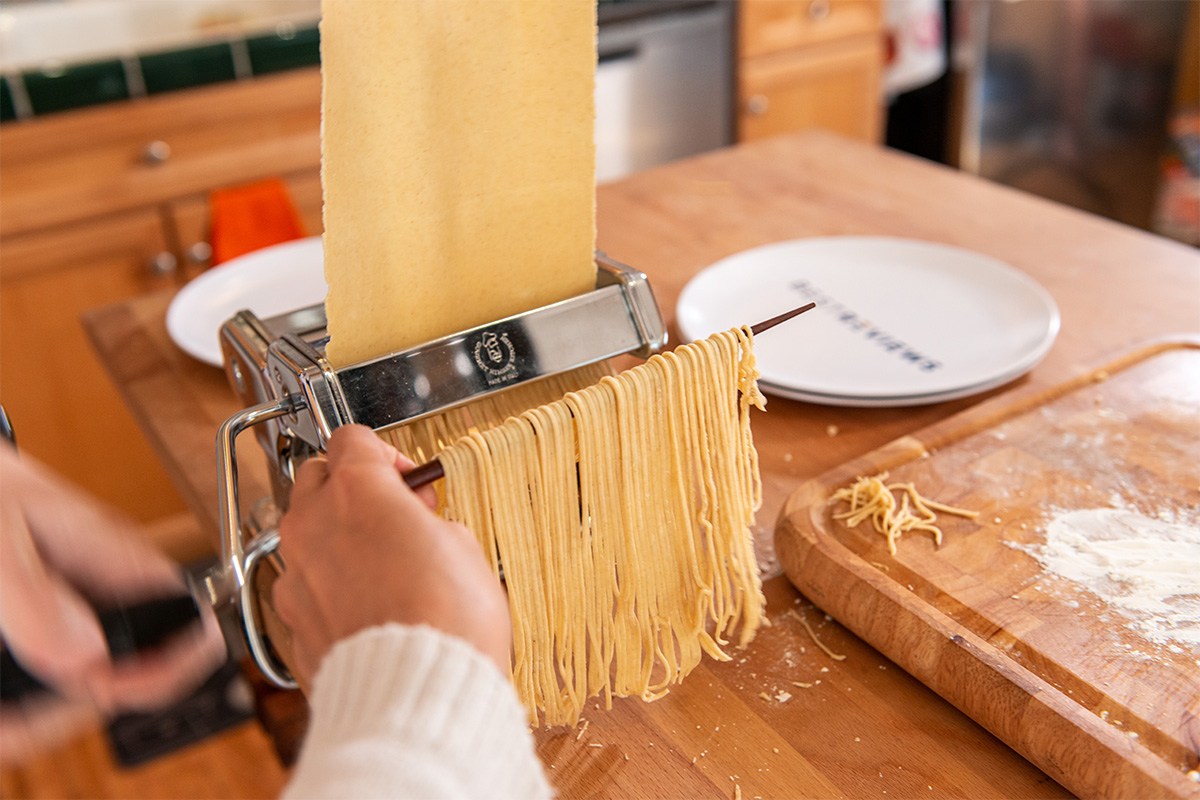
1013,503,1200,652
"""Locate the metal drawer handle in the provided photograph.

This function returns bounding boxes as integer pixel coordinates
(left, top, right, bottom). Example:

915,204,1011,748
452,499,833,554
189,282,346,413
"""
188,241,213,266
143,140,171,165
148,251,177,277
746,94,769,116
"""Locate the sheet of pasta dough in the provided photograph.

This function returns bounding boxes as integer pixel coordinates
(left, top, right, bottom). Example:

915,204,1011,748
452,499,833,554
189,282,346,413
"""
320,0,598,366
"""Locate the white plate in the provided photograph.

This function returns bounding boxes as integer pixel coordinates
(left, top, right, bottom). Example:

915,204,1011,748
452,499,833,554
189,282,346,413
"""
677,237,1060,406
758,367,1027,408
166,237,326,366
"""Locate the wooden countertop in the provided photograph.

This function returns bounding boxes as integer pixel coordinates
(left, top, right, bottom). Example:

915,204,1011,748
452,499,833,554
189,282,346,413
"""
83,131,1200,798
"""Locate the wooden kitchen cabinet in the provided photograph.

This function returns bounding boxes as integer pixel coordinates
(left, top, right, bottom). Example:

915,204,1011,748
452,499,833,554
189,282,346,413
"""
737,0,885,143
0,210,186,522
0,69,322,236
0,68,321,540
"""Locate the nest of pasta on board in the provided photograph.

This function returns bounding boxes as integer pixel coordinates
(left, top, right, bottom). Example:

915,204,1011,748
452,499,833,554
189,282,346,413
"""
832,473,980,556
385,327,768,726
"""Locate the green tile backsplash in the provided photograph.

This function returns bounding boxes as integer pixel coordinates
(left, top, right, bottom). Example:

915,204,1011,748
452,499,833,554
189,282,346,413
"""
0,78,16,123
246,25,321,75
23,59,130,115
4,23,319,122
140,42,238,95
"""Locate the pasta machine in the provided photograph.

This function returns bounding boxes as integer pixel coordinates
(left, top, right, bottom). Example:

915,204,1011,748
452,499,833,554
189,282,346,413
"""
206,253,667,689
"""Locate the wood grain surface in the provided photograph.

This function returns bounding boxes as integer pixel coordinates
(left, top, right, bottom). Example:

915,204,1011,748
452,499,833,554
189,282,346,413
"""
73,131,1200,798
0,720,287,799
777,339,1200,798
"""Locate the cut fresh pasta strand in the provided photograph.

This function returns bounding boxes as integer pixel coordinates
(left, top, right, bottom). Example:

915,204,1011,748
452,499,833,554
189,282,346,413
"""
380,363,612,467
788,609,846,661
831,472,979,555
434,327,767,726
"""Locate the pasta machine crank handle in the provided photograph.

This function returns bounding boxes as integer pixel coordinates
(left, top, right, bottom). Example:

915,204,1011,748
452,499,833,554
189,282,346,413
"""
398,301,818,493
213,396,303,690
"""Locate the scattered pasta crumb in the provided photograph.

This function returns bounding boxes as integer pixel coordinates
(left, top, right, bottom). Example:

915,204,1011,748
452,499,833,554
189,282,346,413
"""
575,718,590,740
792,681,813,689
588,743,604,749
826,425,839,437
831,472,979,555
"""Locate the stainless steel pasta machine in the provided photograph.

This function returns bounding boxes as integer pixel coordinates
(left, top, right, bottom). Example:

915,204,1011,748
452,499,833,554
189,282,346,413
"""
205,252,667,689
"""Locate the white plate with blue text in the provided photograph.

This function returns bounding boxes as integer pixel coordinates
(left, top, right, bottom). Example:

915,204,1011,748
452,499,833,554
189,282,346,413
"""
676,237,1060,406
166,237,326,366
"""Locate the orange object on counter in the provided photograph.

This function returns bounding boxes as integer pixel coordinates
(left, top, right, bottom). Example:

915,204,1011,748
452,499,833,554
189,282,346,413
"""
209,178,307,265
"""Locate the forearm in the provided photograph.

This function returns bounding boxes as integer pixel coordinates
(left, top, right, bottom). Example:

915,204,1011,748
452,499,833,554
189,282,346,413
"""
284,623,551,800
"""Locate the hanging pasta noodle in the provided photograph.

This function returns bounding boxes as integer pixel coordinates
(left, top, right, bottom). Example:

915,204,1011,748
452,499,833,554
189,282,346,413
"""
380,363,612,466
436,327,766,726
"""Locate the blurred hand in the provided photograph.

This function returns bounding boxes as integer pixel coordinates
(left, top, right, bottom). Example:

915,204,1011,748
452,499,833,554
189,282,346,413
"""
0,446,226,765
272,425,511,686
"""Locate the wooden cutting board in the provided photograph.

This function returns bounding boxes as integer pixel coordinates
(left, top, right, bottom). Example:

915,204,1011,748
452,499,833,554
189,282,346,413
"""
776,338,1200,800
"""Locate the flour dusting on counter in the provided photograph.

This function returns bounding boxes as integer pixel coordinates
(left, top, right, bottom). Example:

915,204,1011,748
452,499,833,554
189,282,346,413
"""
1014,505,1200,650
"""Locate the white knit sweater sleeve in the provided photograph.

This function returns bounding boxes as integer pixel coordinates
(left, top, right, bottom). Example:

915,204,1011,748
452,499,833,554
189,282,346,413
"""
282,623,553,800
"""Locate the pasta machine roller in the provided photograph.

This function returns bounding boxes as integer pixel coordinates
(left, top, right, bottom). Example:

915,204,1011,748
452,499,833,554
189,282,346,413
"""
206,252,667,688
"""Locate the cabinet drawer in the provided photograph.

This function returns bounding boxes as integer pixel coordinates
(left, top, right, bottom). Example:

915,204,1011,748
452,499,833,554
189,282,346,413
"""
739,0,883,59
0,69,321,238
0,206,175,283
739,36,885,143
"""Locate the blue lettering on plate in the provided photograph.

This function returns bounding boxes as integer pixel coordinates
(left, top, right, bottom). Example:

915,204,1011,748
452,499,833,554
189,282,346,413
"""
788,278,942,372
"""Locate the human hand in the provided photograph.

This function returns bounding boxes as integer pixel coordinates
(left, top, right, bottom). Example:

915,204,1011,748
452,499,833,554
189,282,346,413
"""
271,425,512,686
0,446,227,765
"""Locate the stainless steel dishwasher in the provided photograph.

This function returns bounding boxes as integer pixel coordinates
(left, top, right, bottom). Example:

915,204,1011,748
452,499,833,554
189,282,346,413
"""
595,1,733,182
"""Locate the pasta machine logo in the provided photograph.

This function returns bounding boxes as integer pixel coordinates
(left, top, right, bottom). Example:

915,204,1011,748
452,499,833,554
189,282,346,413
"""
473,331,518,384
